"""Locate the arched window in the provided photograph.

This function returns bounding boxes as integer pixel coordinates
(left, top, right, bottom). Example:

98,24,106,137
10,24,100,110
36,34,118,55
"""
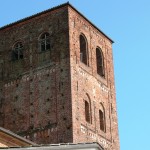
80,34,88,65
84,94,92,123
85,101,90,123
99,104,106,132
12,42,23,61
96,48,105,77
39,32,50,52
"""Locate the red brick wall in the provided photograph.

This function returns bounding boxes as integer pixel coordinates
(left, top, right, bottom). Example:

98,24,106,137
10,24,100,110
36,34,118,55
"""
0,6,73,144
68,7,119,150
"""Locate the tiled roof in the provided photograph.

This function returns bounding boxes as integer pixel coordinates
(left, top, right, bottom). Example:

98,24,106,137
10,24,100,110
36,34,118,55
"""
0,127,37,146
0,2,113,43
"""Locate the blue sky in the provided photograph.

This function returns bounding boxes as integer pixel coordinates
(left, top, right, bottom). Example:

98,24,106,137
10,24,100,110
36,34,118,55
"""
1,0,150,149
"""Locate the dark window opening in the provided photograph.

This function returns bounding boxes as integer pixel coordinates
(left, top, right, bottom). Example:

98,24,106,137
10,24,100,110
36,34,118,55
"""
96,48,105,77
99,109,106,132
80,34,88,65
12,42,23,61
85,101,91,123
40,33,50,52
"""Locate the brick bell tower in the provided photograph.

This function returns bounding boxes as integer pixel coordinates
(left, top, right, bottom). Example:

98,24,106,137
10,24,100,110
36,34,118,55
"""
0,2,119,150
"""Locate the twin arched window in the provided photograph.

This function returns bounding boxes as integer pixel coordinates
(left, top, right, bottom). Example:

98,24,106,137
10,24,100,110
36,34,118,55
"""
12,42,24,61
11,32,51,61
79,34,105,77
84,95,106,132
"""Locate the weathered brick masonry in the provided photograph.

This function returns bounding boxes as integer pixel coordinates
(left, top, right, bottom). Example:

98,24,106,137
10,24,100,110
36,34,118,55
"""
0,3,119,150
